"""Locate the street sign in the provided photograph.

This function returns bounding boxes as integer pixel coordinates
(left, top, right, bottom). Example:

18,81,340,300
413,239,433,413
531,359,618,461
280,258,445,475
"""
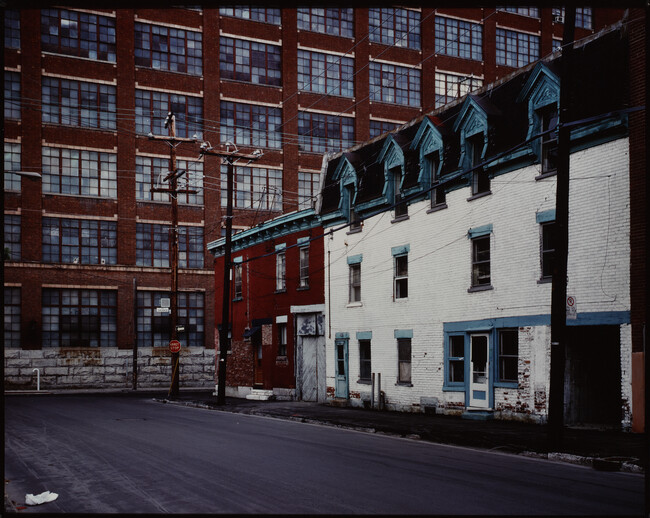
169,339,181,353
156,307,170,313
566,296,577,320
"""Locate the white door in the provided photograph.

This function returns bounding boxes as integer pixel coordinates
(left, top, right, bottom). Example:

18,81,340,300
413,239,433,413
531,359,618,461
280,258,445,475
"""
469,334,490,409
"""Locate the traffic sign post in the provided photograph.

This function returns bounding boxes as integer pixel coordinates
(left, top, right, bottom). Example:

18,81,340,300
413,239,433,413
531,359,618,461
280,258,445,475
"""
169,339,181,353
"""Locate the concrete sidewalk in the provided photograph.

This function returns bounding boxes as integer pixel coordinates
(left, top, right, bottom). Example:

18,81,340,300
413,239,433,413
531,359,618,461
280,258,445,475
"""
159,389,646,473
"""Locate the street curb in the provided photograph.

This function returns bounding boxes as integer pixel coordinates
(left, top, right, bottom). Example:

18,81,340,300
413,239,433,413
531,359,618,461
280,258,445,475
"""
154,397,644,474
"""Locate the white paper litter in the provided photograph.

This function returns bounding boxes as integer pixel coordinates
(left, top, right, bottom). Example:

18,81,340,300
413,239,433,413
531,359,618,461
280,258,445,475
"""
25,491,59,506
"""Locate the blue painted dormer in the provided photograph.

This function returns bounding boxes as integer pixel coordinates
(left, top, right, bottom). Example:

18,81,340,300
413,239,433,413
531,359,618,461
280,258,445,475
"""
333,155,360,226
411,116,445,193
378,134,406,203
453,95,489,172
517,63,560,174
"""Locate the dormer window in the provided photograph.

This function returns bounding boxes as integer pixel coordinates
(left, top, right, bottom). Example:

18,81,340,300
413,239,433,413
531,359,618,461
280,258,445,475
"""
348,184,361,231
392,167,407,218
469,135,490,196
540,105,558,174
427,151,445,208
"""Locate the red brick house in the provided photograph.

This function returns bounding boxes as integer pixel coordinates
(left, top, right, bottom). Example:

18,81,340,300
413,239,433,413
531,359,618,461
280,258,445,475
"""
208,209,326,401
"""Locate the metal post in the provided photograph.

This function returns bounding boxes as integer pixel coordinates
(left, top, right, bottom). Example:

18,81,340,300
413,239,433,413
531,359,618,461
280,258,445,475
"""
548,7,576,450
133,277,138,390
371,372,375,410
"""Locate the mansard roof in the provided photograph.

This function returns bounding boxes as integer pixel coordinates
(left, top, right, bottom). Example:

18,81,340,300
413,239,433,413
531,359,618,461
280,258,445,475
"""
319,22,629,220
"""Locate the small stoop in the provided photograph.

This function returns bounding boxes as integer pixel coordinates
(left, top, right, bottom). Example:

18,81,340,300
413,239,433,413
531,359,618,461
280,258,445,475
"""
462,409,494,421
246,389,275,401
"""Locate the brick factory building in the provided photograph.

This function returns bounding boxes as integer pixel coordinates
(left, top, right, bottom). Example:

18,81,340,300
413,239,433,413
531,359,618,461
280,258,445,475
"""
3,7,627,390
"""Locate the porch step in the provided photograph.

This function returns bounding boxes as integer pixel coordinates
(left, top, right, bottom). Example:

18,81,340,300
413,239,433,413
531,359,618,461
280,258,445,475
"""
461,409,494,421
246,389,275,401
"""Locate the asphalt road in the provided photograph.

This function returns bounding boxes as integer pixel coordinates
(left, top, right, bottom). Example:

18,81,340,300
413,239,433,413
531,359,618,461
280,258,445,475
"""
4,395,643,515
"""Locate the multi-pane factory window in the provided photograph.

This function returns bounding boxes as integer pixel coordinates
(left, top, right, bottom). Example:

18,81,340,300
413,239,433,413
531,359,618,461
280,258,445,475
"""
496,28,540,68
369,8,420,49
298,112,354,154
369,62,420,107
4,287,21,347
219,37,282,86
297,8,353,37
42,77,116,130
434,72,483,108
499,7,539,18
5,71,20,120
135,156,203,205
135,89,202,139
220,101,282,149
137,291,204,348
136,223,204,269
4,215,21,262
4,9,20,49
220,164,282,211
42,147,117,198
42,289,117,347
297,50,354,97
135,22,202,76
369,120,400,139
4,142,21,191
219,7,281,25
178,226,204,269
435,17,483,61
552,8,592,29
42,217,117,265
41,8,116,61
298,171,320,209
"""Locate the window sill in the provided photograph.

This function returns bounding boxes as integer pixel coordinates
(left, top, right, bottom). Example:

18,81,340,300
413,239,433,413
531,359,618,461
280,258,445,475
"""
535,170,557,181
135,64,202,78
468,285,493,293
219,78,282,90
274,289,287,294
442,384,465,392
391,214,410,224
467,190,492,202
537,277,552,284
427,203,448,214
494,381,518,389
347,301,363,308
357,379,371,385
232,297,243,302
347,227,362,235
393,296,408,302
396,381,413,387
296,286,310,291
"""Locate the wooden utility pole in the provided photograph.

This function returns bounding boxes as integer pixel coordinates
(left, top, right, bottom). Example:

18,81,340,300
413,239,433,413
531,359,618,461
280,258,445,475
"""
150,112,196,398
198,144,262,405
548,7,576,450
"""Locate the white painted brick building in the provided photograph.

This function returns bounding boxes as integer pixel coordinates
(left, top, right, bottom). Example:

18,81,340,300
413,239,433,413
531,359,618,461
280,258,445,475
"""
318,26,634,428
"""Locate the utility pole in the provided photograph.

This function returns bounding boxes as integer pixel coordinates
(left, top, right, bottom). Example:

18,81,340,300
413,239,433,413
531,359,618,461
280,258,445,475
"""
548,7,576,450
198,142,262,405
150,112,197,398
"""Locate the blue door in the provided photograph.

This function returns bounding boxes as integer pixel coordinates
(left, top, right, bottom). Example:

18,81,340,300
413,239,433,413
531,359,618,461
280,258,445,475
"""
335,338,349,398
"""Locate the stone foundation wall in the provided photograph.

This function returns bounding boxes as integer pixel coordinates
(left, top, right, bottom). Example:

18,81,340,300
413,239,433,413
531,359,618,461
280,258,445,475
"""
4,347,215,390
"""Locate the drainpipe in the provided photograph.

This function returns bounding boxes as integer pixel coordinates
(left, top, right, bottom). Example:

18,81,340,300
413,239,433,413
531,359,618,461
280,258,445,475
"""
371,373,375,409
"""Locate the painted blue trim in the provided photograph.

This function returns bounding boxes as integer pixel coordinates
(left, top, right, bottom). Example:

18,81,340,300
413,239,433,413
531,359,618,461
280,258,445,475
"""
335,332,350,339
494,381,518,389
472,391,486,400
297,236,310,245
536,209,556,223
391,244,410,256
443,311,630,333
275,243,286,251
356,331,372,340
347,254,363,265
467,224,493,239
233,256,243,264
394,329,413,339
